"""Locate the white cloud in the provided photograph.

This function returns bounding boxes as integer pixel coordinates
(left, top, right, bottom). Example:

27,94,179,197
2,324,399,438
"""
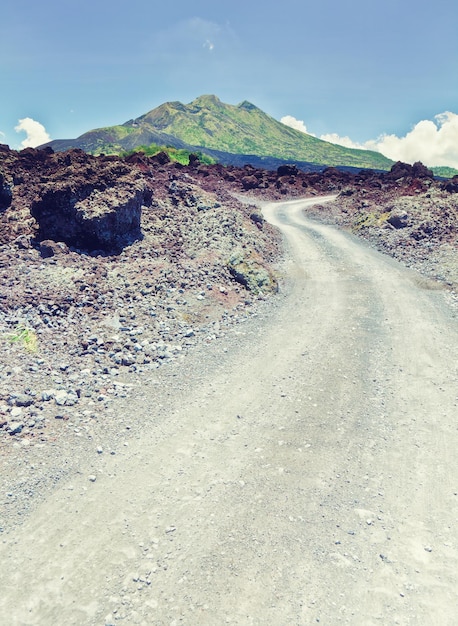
281,111,458,168
281,115,315,136
14,117,50,148
320,133,365,150
368,112,458,168
204,39,215,52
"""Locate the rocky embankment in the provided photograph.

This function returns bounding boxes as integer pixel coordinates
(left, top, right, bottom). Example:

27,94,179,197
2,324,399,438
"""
305,162,458,293
224,159,458,294
0,147,282,450
1,148,457,451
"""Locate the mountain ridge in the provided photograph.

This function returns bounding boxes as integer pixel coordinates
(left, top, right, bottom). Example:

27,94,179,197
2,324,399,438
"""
40,95,394,171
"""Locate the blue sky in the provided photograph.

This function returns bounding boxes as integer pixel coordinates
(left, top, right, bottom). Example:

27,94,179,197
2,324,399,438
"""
2,0,458,167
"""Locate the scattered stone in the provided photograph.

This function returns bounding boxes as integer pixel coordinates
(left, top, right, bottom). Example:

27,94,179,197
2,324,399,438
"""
42,390,55,401
39,240,70,258
14,394,34,407
54,390,78,406
8,422,24,435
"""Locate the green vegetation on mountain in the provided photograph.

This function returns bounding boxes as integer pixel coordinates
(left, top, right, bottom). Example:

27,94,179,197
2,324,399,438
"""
133,95,393,170
120,144,216,165
42,95,395,170
431,166,458,178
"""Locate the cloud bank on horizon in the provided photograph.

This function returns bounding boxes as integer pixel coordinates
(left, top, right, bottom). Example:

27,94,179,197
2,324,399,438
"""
282,112,458,170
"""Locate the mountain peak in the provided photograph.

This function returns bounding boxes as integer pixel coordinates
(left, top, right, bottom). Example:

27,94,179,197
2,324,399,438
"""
237,100,258,112
190,94,222,108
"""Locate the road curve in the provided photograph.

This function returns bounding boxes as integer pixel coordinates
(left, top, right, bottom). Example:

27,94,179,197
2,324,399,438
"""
0,197,457,625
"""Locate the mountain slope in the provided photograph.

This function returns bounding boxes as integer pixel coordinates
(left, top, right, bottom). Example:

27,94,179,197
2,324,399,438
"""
136,95,392,169
42,95,394,170
44,125,195,156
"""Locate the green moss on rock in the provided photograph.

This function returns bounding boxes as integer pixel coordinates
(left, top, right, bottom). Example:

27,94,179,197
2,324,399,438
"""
227,252,278,294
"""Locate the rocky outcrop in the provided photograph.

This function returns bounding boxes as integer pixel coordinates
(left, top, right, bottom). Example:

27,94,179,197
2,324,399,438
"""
0,148,152,251
30,180,147,251
444,176,458,193
0,145,13,212
0,173,12,211
277,164,298,177
386,161,434,180
241,175,260,191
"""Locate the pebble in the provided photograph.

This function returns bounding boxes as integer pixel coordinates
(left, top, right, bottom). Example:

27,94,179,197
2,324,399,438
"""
8,422,24,435
14,394,34,407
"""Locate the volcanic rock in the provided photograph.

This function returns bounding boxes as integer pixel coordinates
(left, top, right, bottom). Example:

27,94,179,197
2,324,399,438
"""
241,175,260,191
277,164,298,177
30,179,148,252
0,148,153,250
387,161,433,181
444,176,458,193
39,239,70,258
0,172,12,211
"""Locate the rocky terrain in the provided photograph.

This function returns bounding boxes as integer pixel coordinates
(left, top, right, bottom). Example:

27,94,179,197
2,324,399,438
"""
1,146,457,458
0,146,281,455
229,160,458,294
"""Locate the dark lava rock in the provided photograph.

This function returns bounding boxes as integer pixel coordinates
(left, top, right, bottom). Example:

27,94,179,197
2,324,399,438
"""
444,176,458,193
188,153,200,167
0,172,12,211
31,182,148,251
387,161,433,181
149,151,170,165
0,147,153,250
386,213,409,229
412,161,434,179
277,164,298,177
241,175,260,190
39,239,70,258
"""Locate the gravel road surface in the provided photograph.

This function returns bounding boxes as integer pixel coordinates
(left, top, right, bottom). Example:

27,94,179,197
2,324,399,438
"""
0,197,457,625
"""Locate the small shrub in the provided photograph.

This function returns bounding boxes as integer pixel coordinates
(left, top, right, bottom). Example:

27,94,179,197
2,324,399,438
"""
6,325,38,352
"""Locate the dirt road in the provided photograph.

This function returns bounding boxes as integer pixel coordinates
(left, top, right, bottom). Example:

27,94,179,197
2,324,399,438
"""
1,197,457,625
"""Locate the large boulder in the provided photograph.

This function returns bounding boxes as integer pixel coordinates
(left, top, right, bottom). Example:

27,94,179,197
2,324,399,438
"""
277,164,298,177
227,252,278,294
27,150,152,251
412,161,433,179
241,175,260,190
31,180,148,251
0,172,12,211
387,161,433,181
444,175,458,193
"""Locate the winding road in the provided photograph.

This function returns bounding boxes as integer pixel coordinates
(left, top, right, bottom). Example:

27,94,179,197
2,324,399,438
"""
1,197,457,625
